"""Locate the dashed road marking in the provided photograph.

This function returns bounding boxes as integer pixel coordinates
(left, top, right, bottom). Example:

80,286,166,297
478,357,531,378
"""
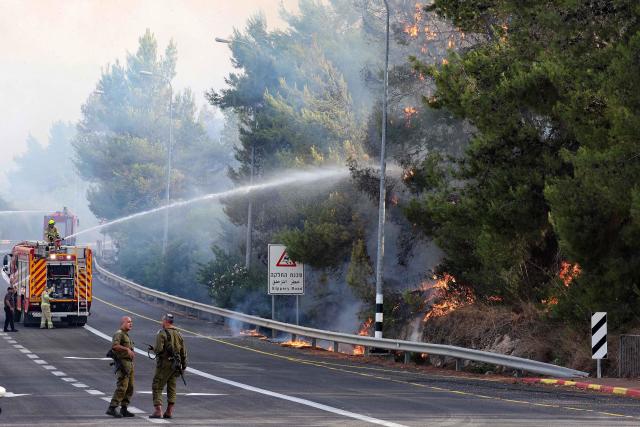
51,371,66,376
19,349,32,354
34,360,47,365
12,344,24,349
26,354,39,359
62,378,78,382
42,365,56,370
72,383,89,388
86,389,104,395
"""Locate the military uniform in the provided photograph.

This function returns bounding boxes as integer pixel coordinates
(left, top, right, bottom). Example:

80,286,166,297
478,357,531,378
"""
110,329,135,409
40,288,53,329
152,326,186,407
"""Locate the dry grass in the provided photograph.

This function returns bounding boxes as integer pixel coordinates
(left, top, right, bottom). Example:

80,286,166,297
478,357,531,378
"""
421,302,594,372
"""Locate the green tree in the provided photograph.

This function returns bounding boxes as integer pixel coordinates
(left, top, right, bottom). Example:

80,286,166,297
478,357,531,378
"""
408,0,640,322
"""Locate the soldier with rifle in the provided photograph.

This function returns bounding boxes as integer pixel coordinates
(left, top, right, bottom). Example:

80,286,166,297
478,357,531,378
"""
106,316,136,418
149,313,187,419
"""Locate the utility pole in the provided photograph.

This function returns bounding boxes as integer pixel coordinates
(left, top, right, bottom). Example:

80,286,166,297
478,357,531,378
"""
374,0,390,339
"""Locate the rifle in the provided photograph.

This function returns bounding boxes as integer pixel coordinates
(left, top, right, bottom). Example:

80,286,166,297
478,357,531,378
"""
164,330,187,386
106,349,129,376
145,343,157,360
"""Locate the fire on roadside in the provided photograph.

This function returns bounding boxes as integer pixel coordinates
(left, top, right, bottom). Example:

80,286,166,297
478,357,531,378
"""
281,340,312,349
354,318,373,356
559,261,581,287
240,329,264,338
421,273,475,322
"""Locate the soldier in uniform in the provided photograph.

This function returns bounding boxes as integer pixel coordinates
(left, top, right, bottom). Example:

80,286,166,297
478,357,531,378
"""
150,313,186,419
107,316,136,418
39,286,54,329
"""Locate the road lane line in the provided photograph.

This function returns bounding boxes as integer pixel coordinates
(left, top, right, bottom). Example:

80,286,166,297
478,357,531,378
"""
26,354,39,359
72,383,89,388
64,356,112,360
86,389,105,395
85,324,408,427
42,365,56,370
62,378,78,382
51,371,66,376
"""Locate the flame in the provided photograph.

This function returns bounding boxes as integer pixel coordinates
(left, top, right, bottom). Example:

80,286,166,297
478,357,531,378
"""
404,24,419,38
487,295,503,302
402,168,416,182
354,318,373,355
404,106,418,126
559,261,581,287
240,329,264,337
447,39,455,49
442,58,449,65
421,273,475,322
281,340,312,349
541,297,559,307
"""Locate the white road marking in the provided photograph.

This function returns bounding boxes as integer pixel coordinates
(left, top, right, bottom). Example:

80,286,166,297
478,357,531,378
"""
86,389,105,395
62,378,78,382
13,344,24,349
7,340,17,344
43,365,56,370
27,354,39,359
72,383,89,388
19,349,32,354
64,356,112,360
4,392,31,397
85,324,408,427
136,391,226,396
51,371,66,376
34,360,47,365
126,406,146,414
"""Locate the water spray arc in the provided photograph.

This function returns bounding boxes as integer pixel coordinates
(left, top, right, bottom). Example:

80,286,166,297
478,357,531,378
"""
64,168,349,241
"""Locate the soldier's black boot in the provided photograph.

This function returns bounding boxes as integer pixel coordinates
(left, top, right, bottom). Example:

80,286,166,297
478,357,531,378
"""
106,406,122,418
120,406,135,417
163,403,174,419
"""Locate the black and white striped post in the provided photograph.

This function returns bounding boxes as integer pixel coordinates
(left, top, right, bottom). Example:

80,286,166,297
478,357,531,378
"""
591,312,607,378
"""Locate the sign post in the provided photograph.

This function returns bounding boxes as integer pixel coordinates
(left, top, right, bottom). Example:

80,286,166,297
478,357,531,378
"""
268,244,304,332
591,312,607,378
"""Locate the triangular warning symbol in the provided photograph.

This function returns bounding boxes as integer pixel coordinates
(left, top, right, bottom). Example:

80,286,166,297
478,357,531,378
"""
276,250,297,267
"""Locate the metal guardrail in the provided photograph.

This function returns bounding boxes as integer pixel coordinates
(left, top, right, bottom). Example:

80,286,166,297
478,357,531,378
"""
94,260,588,378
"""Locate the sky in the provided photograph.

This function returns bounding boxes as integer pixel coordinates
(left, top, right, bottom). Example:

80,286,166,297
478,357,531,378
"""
0,0,297,185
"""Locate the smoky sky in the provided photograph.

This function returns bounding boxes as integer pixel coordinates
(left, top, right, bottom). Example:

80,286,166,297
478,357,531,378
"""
0,0,298,186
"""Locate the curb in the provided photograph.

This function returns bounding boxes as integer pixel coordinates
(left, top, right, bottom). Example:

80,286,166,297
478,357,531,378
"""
522,378,640,399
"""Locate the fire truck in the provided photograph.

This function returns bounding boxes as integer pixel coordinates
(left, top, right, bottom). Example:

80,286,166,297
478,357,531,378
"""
2,241,92,326
44,207,79,245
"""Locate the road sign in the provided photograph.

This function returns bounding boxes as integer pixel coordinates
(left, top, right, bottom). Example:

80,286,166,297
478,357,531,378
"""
591,312,607,359
268,244,304,295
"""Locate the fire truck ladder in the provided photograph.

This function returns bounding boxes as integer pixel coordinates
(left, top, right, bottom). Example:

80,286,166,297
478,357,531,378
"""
74,248,89,318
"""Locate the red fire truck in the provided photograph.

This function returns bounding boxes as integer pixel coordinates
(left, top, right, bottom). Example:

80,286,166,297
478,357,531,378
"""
44,207,79,245
2,241,92,326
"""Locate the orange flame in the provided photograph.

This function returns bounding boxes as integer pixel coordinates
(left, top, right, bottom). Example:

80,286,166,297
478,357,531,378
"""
404,24,419,38
240,329,264,337
421,273,475,321
281,340,312,349
559,261,581,287
404,106,418,126
354,318,373,355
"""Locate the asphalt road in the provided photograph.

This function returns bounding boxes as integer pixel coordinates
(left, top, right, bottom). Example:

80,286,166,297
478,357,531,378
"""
1,276,640,426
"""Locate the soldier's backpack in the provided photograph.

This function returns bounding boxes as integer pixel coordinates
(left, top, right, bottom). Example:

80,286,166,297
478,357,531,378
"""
164,329,186,385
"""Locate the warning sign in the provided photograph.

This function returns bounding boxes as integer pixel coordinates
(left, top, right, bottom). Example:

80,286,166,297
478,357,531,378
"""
268,244,304,295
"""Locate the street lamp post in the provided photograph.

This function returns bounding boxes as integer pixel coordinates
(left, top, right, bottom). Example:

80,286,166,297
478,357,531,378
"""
215,36,255,270
374,0,390,339
140,70,173,256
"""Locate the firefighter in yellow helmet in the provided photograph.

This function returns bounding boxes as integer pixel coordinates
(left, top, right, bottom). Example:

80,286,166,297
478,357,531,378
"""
45,219,60,244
